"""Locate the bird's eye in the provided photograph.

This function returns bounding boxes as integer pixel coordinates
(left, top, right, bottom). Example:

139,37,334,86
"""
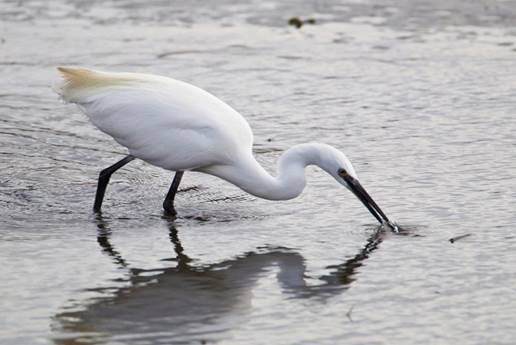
338,168,347,177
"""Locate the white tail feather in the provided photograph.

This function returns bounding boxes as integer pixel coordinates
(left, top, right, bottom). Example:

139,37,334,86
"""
55,66,135,103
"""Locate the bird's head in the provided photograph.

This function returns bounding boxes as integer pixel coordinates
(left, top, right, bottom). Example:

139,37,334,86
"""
336,166,394,227
313,144,395,228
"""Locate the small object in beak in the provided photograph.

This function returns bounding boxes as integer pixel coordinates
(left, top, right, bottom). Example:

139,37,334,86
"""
385,221,399,233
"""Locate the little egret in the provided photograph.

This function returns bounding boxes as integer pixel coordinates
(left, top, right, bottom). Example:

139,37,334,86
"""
55,67,395,227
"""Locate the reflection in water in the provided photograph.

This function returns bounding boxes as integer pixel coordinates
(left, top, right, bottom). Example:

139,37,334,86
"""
95,214,129,269
53,216,387,344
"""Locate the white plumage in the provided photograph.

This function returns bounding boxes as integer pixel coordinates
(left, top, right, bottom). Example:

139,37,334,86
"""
56,67,252,171
56,66,395,227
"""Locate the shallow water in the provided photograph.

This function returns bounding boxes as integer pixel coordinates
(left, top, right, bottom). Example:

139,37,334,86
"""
2,1,516,344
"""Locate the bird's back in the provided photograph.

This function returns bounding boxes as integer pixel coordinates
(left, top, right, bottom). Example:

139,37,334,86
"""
56,67,253,171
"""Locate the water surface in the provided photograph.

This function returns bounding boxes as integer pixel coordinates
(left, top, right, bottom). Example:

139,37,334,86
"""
1,1,516,344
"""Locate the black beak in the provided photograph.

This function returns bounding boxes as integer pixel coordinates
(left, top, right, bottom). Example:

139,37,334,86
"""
340,171,391,226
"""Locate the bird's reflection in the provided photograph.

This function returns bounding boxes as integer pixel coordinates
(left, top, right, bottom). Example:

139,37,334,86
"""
53,215,387,345
95,214,129,269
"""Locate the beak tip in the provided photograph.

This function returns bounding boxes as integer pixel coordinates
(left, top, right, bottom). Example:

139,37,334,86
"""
384,221,399,233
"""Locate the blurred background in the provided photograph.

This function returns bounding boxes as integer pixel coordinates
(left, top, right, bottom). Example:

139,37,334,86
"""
1,1,516,344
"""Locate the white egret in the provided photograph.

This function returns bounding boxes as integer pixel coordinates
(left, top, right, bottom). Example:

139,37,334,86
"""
55,67,395,227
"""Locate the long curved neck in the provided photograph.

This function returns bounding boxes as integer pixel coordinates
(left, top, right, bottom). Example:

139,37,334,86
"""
202,143,335,200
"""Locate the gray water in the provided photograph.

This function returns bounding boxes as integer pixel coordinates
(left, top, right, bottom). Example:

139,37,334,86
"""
2,1,516,344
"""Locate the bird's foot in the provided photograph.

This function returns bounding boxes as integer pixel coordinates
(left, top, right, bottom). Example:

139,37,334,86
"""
163,201,177,217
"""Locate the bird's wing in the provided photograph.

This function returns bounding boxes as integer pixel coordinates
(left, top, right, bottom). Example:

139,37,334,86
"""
56,67,253,170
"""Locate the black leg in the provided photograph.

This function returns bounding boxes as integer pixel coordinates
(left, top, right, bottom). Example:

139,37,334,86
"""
163,171,184,215
94,155,135,212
